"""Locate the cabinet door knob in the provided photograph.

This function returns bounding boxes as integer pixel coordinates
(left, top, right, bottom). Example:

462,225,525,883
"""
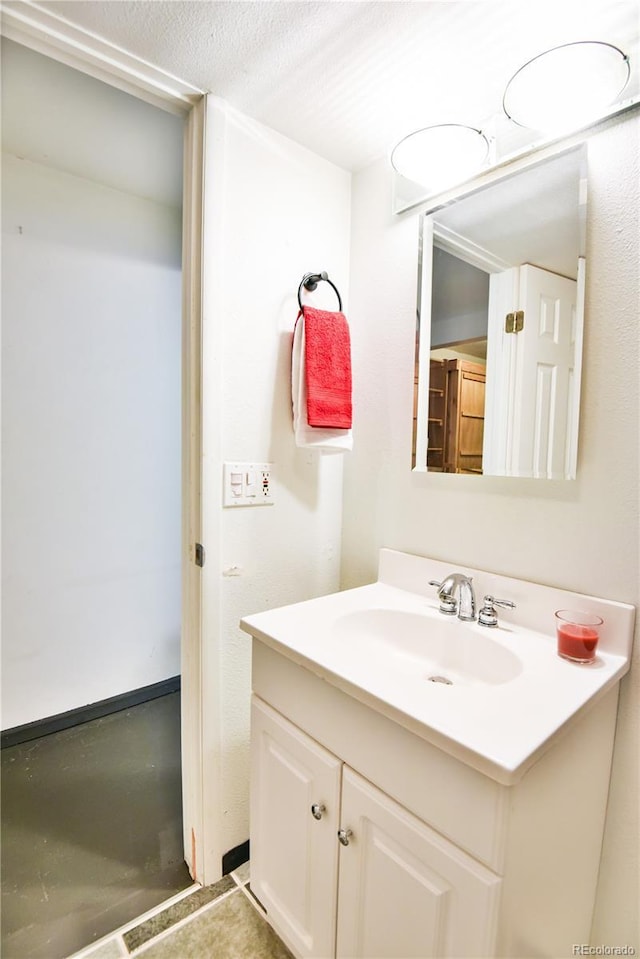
310,803,326,820
337,828,353,846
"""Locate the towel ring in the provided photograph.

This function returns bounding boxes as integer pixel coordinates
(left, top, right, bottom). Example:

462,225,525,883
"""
297,272,343,312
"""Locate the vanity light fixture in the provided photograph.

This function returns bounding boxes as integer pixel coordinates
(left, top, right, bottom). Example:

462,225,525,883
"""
502,41,631,135
390,123,490,192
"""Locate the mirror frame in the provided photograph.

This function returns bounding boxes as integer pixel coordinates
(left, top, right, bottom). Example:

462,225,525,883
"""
411,143,588,480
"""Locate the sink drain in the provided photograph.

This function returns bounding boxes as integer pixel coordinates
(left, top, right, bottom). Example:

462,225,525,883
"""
427,675,453,685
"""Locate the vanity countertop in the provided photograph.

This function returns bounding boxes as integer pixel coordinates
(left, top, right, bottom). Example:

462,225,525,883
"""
240,549,635,784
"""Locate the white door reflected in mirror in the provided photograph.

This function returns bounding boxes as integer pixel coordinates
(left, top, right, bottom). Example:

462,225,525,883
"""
412,145,587,479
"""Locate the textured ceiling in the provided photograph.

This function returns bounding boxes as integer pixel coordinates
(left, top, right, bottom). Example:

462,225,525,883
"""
31,1,640,171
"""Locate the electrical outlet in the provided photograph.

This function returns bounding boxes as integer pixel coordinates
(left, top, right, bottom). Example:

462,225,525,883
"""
223,462,274,507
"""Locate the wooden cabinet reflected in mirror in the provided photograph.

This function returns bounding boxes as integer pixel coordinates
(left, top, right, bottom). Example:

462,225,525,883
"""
423,359,486,474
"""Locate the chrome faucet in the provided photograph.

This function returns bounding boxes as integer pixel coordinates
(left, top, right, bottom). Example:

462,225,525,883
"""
429,573,477,622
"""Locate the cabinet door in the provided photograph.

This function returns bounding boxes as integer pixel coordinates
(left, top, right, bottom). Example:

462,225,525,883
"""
250,696,342,959
445,360,486,474
456,365,485,474
336,768,500,959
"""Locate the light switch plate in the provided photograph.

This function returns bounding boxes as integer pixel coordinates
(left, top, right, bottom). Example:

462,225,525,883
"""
223,462,274,507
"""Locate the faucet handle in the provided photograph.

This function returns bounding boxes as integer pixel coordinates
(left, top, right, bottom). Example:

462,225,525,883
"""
478,595,516,628
428,579,458,615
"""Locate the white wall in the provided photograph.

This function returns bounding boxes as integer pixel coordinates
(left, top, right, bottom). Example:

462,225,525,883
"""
205,101,351,856
1,42,184,728
343,113,639,947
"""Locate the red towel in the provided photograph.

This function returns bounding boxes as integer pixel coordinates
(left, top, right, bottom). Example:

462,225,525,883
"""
302,306,352,429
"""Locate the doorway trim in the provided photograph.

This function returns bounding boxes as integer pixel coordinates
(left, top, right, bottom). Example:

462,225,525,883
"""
1,0,216,884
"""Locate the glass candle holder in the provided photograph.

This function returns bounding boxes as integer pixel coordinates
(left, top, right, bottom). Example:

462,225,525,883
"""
555,609,604,664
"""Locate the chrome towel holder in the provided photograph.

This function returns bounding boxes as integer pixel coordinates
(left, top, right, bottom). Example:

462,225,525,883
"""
297,271,343,312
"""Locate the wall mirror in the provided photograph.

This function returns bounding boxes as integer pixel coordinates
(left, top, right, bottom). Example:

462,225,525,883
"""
412,144,587,479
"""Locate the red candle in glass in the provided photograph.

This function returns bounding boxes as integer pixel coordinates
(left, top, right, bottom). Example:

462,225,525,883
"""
555,610,603,664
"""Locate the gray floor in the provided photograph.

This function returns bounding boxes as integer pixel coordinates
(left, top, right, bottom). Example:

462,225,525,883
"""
1,693,192,959
70,865,293,959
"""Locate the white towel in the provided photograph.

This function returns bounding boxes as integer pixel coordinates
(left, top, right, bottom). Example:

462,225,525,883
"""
292,317,353,452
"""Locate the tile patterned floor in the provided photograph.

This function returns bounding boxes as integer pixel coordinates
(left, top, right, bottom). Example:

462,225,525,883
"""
67,863,294,959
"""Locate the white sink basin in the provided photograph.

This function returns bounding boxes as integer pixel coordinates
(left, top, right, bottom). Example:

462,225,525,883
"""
332,608,523,687
240,549,634,783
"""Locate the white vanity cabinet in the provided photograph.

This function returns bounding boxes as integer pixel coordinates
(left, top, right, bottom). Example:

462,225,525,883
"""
249,638,621,959
243,549,634,958
251,695,499,959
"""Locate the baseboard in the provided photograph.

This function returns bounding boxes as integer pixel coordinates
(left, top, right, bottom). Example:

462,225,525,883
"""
222,840,250,875
1,675,181,749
